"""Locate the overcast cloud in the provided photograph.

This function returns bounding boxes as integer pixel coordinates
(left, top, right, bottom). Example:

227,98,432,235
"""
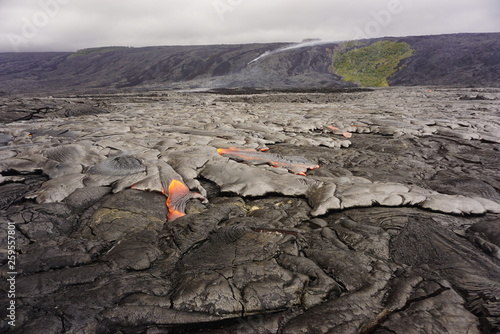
1,0,499,52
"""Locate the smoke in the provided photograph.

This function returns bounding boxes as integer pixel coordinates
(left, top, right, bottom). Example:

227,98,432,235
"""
248,39,341,65
248,50,272,65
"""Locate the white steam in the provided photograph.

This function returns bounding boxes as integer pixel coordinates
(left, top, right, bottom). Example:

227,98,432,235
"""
248,39,341,65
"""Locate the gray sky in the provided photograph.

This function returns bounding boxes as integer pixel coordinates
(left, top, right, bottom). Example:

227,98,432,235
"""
1,0,499,52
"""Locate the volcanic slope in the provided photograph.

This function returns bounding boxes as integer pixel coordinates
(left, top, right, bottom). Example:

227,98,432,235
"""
0,32,499,95
1,87,499,333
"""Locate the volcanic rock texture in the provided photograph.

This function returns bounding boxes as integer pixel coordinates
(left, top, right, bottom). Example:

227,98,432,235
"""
1,87,500,333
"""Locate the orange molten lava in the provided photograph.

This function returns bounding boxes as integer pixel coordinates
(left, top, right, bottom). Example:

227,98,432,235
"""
166,179,190,222
217,147,261,164
217,147,254,157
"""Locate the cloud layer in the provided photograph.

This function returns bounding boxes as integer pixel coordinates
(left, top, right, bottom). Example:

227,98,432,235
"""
1,0,499,52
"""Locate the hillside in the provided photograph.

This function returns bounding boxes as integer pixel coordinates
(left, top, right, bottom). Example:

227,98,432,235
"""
0,33,498,94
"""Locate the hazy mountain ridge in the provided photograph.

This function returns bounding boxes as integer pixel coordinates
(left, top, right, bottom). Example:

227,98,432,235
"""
0,33,498,94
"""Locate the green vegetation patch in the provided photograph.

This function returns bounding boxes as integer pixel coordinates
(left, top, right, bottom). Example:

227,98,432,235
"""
68,46,130,59
332,40,414,87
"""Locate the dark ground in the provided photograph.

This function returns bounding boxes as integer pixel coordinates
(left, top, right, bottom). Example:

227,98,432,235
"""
0,87,499,333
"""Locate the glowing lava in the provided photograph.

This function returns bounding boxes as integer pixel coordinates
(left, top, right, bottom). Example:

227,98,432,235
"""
217,147,319,175
166,179,191,222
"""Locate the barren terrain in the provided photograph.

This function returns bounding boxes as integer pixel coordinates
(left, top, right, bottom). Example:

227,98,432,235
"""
1,33,499,95
0,87,499,333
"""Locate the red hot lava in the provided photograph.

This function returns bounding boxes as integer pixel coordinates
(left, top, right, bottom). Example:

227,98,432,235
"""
217,148,319,176
165,179,204,222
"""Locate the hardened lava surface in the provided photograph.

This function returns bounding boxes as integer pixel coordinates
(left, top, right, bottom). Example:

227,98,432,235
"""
0,87,499,333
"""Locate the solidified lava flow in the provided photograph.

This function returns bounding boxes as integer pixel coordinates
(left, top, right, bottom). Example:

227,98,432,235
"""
217,147,320,175
1,87,500,333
